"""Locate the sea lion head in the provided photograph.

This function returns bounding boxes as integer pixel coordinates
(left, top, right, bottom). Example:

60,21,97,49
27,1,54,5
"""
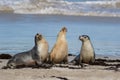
57,27,67,37
60,27,67,32
79,35,90,42
35,33,43,45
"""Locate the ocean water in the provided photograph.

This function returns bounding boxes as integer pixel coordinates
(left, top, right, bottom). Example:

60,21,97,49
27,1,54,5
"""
0,13,120,57
0,0,120,17
0,0,120,57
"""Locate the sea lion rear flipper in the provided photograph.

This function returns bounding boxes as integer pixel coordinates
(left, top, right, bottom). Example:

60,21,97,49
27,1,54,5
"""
1,66,9,69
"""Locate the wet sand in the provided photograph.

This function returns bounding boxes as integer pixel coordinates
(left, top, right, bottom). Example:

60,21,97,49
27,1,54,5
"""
0,55,120,80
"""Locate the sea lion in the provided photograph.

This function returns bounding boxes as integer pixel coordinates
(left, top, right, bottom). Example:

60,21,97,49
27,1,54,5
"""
6,33,49,69
71,35,95,67
50,27,68,64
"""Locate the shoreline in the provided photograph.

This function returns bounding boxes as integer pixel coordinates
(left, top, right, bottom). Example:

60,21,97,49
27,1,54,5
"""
0,12,120,18
0,53,120,60
0,55,120,80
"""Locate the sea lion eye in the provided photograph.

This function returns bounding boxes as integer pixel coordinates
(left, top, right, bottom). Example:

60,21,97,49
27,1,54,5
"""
36,33,39,35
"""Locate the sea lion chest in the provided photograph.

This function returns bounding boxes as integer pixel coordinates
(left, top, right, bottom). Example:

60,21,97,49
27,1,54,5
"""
81,42,94,63
37,43,48,60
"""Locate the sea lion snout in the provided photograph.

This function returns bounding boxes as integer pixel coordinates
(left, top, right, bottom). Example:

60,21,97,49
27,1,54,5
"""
79,36,84,41
79,35,90,41
35,33,42,40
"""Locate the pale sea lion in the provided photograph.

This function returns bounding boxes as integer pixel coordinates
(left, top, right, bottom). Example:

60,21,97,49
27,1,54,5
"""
71,35,95,67
50,27,68,64
6,33,49,69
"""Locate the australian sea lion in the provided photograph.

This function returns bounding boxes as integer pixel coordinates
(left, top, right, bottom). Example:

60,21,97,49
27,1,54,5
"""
6,33,49,69
71,35,95,67
50,27,68,64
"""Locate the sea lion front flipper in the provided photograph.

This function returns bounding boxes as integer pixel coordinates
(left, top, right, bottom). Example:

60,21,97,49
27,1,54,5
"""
78,56,84,68
63,55,68,64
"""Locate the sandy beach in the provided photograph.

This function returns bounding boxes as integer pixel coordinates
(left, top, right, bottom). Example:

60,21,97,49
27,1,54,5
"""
0,55,120,80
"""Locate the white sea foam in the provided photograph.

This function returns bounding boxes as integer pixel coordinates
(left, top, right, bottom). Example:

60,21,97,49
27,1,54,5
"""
0,0,120,17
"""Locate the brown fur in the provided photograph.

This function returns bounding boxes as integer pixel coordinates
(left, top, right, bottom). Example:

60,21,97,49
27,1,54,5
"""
50,27,68,64
35,34,49,63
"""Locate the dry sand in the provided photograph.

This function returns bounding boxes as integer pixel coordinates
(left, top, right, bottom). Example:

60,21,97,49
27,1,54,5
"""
0,56,120,80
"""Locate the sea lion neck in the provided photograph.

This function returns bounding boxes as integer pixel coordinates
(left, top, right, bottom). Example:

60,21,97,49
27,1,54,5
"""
81,40,94,52
82,40,91,46
57,34,66,41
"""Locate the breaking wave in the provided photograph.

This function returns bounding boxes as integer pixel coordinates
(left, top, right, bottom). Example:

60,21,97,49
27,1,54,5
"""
0,0,120,17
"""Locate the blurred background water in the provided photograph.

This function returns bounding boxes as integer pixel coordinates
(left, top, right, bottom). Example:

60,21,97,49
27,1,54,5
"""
0,13,120,57
0,0,120,17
